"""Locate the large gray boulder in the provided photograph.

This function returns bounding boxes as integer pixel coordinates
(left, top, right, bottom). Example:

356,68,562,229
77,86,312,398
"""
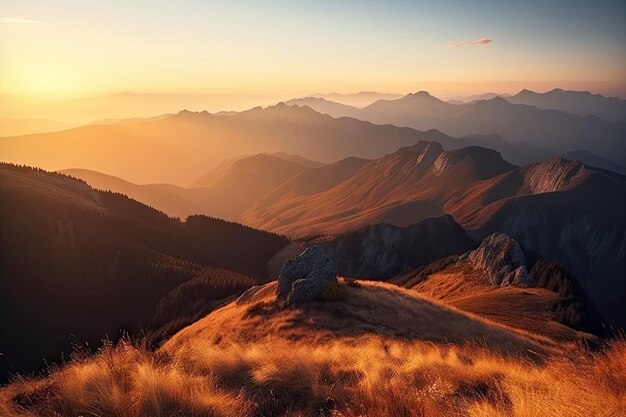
459,233,534,287
277,245,337,305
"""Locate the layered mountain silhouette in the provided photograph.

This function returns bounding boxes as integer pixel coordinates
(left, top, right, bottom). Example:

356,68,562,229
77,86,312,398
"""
4,96,623,188
187,154,316,219
245,156,370,221
363,91,462,127
284,97,361,118
0,164,288,381
445,88,626,123
60,168,217,219
1,104,451,185
447,92,512,103
287,90,626,170
506,88,626,122
310,91,404,107
62,153,323,221
191,152,323,188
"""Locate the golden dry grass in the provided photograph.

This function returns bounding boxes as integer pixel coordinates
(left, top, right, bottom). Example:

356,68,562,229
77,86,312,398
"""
408,263,595,344
1,281,624,417
1,337,624,417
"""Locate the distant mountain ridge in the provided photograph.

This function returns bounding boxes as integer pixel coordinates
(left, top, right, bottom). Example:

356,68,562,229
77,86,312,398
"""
1,103,453,185
62,153,321,222
5,92,623,188
447,92,512,103
507,88,626,122
310,91,404,107
191,152,323,188
287,89,626,170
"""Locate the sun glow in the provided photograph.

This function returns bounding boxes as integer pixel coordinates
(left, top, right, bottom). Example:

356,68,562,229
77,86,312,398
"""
8,67,84,98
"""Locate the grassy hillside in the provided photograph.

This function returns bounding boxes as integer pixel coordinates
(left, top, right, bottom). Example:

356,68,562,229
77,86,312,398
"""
0,280,623,416
401,261,594,343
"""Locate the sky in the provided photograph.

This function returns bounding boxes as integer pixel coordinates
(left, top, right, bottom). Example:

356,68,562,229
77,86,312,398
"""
1,0,625,100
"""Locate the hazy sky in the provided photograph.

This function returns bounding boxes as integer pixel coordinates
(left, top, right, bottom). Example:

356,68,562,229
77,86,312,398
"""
1,0,625,99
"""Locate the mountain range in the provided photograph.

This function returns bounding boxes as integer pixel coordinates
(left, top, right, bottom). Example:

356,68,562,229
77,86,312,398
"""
60,139,626,331
242,142,625,330
1,104,451,185
5,91,623,191
1,87,625,406
506,88,626,122
309,91,404,107
287,89,626,170
60,153,322,221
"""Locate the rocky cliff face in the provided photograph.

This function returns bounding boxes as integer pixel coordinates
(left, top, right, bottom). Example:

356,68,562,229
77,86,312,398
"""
524,158,586,194
323,215,474,279
474,170,626,329
458,233,533,287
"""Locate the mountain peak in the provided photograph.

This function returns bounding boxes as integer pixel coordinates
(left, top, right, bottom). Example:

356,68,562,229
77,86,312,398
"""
393,91,449,106
485,96,510,104
386,142,513,180
173,109,212,120
473,96,512,108
406,90,436,100
240,102,324,119
431,146,514,179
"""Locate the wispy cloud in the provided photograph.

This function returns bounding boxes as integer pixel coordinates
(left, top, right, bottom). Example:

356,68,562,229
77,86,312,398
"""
0,16,43,25
449,37,492,48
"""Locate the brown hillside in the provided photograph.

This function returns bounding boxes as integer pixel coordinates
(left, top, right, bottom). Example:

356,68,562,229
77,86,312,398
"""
245,141,515,235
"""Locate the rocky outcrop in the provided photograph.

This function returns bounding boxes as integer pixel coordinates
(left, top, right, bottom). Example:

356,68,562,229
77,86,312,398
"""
524,158,586,194
459,233,533,287
277,246,337,306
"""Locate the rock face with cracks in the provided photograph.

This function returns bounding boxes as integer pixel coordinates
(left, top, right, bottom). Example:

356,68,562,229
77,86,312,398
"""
459,233,534,287
277,245,337,305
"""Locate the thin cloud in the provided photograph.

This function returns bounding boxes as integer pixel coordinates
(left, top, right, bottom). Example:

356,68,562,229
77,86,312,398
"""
0,17,43,24
449,37,492,48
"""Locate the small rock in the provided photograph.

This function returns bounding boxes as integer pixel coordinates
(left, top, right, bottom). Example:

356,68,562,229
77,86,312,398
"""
236,285,263,305
277,245,337,306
